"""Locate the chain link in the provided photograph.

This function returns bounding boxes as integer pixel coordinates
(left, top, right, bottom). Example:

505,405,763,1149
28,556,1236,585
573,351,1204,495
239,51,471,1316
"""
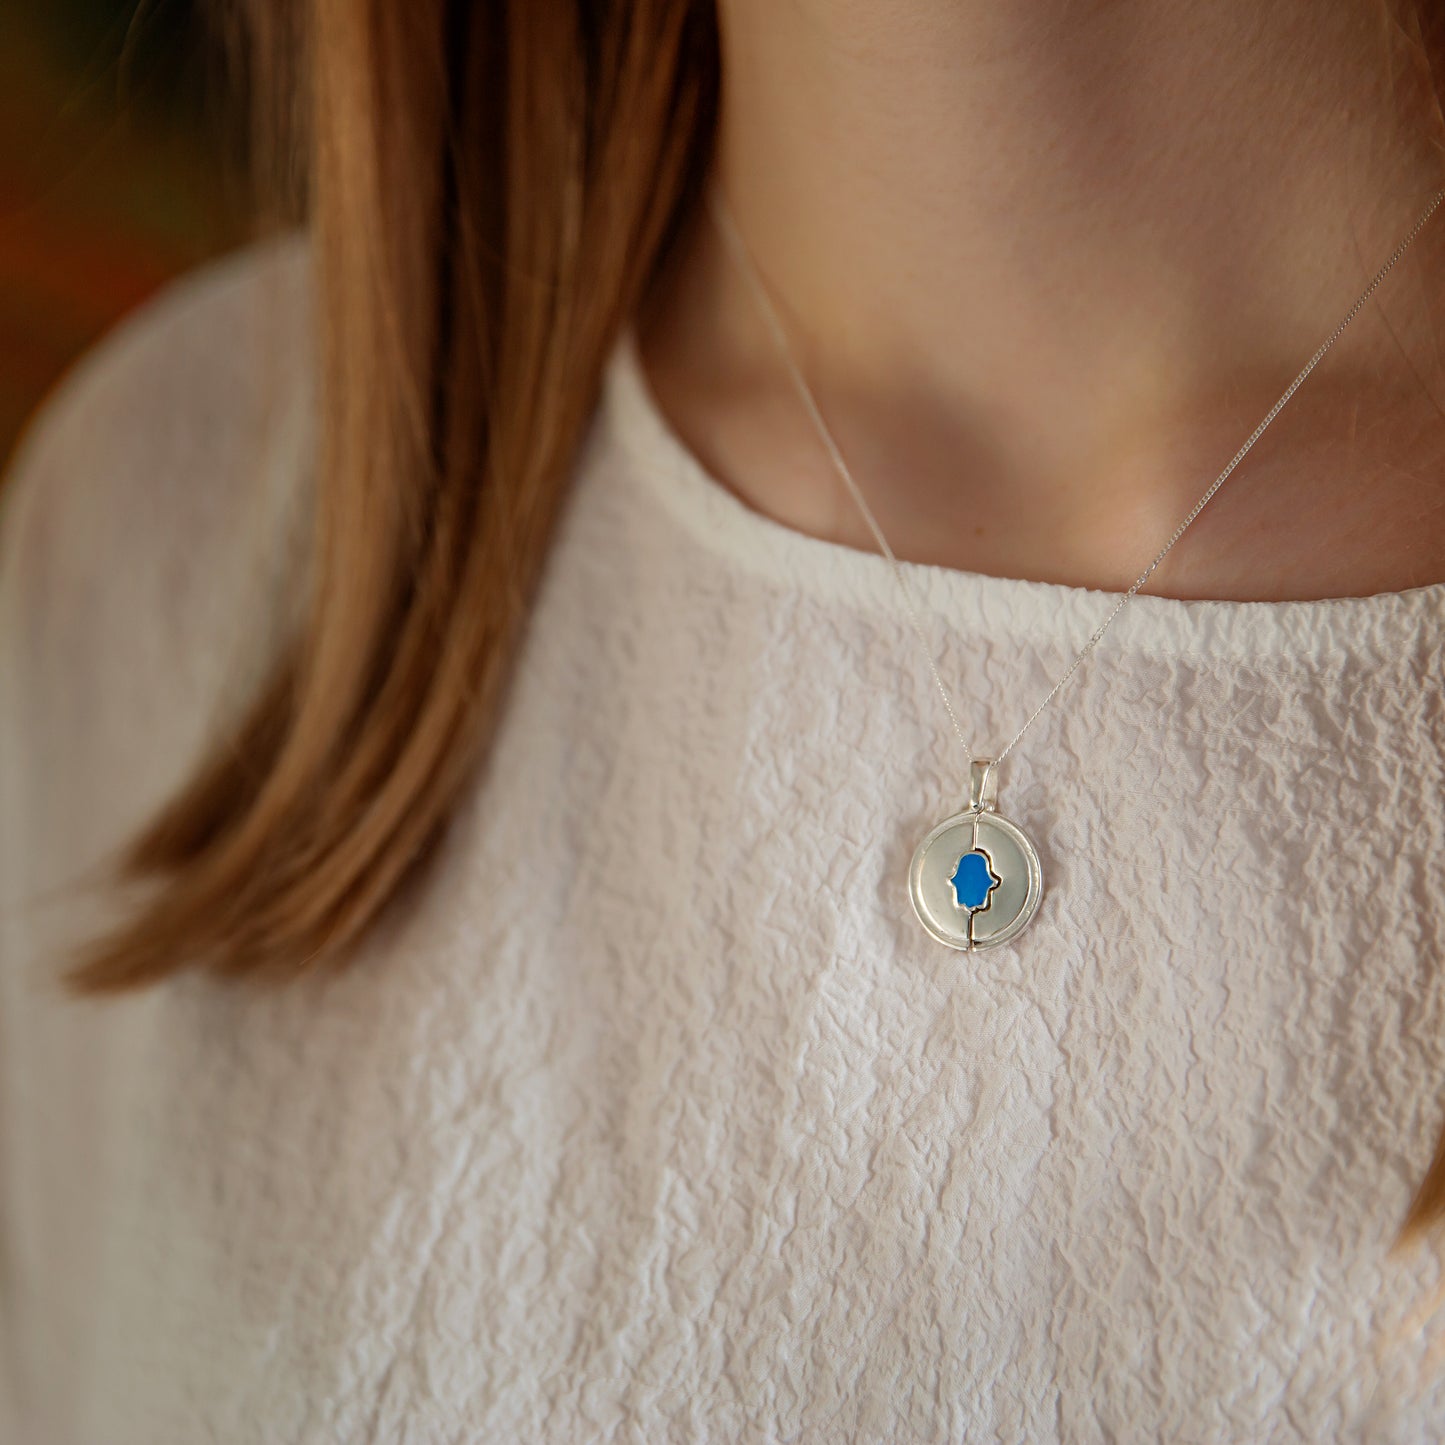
708,184,1445,778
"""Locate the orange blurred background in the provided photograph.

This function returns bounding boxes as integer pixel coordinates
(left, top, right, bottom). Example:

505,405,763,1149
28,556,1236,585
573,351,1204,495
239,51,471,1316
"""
0,0,246,475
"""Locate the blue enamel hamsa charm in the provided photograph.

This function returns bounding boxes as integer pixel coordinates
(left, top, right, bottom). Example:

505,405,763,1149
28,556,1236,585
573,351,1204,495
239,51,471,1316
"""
908,758,1044,951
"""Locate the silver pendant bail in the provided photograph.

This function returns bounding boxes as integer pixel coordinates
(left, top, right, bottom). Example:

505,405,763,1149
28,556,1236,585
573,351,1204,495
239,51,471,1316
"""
969,757,999,813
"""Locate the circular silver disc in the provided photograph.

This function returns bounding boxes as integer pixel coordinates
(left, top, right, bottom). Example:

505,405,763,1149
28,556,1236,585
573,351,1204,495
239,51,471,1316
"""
908,808,1044,951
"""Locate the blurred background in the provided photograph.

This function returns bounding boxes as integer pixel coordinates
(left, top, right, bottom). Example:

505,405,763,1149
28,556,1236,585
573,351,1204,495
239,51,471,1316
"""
1,0,248,474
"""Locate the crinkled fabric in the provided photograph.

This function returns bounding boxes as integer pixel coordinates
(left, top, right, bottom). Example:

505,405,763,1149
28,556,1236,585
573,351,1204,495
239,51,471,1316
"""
3,233,1445,1443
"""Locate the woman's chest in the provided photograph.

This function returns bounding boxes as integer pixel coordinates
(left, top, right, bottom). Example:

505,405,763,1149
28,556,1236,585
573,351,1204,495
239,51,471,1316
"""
368,606,1445,1438
59,586,1445,1443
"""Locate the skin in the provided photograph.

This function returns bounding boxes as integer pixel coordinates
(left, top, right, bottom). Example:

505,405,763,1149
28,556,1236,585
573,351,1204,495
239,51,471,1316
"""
637,0,1445,601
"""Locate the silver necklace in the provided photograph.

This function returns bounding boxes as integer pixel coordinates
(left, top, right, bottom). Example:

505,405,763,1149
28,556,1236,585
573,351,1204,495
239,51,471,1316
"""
708,182,1445,951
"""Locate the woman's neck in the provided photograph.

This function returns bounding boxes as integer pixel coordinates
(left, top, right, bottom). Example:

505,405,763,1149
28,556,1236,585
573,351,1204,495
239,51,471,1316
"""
639,0,1445,600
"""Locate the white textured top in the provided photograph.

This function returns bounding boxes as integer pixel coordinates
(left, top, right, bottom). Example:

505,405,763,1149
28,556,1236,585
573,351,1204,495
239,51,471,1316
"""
4,233,1445,1444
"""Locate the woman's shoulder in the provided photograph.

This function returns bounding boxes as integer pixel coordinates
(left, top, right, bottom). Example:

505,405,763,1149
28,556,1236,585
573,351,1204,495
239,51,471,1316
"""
0,230,316,890
1,228,314,579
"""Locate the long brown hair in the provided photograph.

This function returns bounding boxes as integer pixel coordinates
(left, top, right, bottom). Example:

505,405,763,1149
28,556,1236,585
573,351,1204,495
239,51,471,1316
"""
56,0,1445,1251
63,0,717,978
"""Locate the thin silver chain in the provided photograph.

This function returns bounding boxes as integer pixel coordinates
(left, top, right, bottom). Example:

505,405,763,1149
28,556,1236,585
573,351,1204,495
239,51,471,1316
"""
708,184,1445,776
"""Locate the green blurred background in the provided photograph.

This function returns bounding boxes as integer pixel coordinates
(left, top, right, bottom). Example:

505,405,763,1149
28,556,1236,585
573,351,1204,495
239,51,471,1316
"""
1,0,247,472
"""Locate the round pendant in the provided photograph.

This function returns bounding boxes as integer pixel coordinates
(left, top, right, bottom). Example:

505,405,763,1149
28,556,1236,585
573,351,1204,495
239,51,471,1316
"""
908,758,1043,951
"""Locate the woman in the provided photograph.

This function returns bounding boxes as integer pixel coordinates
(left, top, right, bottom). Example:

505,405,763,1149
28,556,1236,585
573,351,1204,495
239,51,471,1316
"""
5,0,1445,1438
